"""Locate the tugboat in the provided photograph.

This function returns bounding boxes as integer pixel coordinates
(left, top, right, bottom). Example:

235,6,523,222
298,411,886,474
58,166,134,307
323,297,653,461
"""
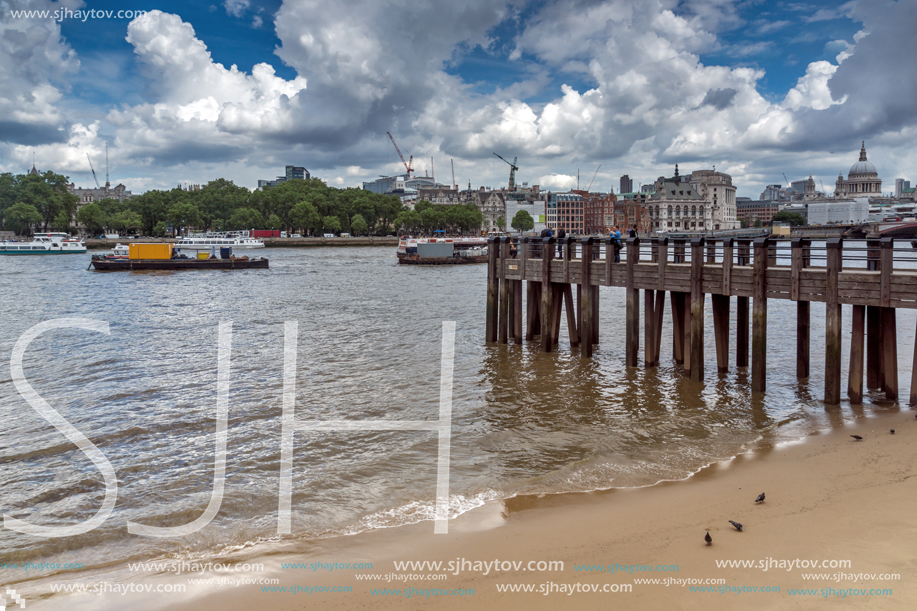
396,236,488,265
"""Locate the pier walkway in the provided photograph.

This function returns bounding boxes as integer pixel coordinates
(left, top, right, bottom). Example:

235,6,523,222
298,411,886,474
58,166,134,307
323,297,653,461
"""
485,236,917,405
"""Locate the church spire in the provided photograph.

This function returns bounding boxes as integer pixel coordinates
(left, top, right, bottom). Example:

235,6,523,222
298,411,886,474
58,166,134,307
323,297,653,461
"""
860,141,867,162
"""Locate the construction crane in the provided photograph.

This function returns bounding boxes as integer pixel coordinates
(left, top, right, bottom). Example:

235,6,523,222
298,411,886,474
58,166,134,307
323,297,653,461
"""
493,153,518,190
387,132,413,178
586,164,602,192
86,154,101,188
783,173,790,188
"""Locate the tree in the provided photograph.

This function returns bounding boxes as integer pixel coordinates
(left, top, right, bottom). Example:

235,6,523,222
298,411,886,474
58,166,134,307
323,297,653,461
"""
109,211,143,234
350,213,368,236
753,219,762,228
6,202,43,235
228,207,265,231
77,203,107,236
266,214,284,231
496,215,505,230
167,201,202,236
322,215,341,234
152,221,168,237
770,211,806,226
290,201,320,235
511,210,534,233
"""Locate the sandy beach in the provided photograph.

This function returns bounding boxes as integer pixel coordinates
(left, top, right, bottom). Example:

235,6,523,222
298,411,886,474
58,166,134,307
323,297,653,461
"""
28,407,914,611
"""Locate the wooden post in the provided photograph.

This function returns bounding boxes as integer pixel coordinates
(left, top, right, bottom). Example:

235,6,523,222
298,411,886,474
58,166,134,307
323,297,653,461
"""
706,238,716,263
551,284,563,347
881,238,898,400
910,317,917,406
498,238,510,344
653,290,665,366
581,238,594,358
752,237,769,392
866,236,884,390
824,237,843,405
645,288,655,367
849,304,865,404
593,283,600,345
736,239,750,368
657,237,668,290
671,292,685,365
513,280,523,344
792,238,810,378
486,237,499,343
673,239,685,263
564,285,579,348
626,237,640,367
689,237,705,381
722,238,733,296
541,237,555,352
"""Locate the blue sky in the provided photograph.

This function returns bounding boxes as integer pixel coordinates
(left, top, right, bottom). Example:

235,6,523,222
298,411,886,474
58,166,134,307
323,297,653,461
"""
1,0,915,197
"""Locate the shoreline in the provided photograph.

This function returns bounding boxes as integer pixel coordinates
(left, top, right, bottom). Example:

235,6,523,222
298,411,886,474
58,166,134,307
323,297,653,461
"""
82,237,400,249
24,407,917,610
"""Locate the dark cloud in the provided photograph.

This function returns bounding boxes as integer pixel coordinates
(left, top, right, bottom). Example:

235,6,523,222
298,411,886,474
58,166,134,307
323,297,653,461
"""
0,121,68,145
699,88,738,110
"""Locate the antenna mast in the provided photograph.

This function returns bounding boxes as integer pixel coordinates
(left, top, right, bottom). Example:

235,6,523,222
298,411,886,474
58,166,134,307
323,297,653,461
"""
105,142,110,188
451,159,456,190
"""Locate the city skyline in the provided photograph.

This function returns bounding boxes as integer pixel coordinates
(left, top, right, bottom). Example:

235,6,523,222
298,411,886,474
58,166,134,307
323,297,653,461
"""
1,0,914,198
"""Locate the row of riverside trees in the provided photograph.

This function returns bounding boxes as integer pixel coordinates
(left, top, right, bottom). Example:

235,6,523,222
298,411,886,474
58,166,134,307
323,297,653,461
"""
1,173,488,237
0,171,79,235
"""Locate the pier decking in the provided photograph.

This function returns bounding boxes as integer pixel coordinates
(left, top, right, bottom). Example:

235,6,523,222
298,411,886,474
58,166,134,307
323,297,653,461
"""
485,236,917,405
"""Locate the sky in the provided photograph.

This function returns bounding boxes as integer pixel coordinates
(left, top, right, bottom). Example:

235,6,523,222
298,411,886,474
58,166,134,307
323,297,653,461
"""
1,0,915,198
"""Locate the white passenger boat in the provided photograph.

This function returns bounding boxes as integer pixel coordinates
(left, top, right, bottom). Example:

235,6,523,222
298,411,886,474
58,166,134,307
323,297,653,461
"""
173,231,265,250
0,233,87,255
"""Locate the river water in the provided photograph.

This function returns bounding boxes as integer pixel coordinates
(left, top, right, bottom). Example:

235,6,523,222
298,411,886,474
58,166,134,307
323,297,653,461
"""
0,246,914,589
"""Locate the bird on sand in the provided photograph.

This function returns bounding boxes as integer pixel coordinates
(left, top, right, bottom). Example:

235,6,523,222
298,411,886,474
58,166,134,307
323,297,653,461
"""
705,532,712,545
891,429,895,434
755,493,765,503
850,435,863,441
729,520,744,532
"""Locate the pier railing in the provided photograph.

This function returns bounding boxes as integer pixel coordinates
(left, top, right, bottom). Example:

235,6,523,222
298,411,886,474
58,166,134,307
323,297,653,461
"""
486,236,917,406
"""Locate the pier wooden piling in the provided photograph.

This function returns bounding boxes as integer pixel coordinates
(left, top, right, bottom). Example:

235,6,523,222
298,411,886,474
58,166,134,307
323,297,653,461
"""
488,234,917,406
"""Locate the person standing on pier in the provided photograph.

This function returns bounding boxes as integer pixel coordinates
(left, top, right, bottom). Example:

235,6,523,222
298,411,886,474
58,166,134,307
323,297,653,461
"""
557,227,566,258
629,224,637,238
612,227,622,263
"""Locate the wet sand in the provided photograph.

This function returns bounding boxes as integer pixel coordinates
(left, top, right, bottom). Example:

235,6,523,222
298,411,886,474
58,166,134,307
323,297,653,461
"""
33,410,917,611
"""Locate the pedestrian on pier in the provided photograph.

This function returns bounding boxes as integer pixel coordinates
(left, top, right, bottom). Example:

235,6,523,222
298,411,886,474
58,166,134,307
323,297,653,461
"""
612,227,622,263
557,227,566,258
629,224,637,238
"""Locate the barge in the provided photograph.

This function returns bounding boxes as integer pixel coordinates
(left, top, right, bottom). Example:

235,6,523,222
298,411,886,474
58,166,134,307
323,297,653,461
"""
396,236,488,265
89,243,268,271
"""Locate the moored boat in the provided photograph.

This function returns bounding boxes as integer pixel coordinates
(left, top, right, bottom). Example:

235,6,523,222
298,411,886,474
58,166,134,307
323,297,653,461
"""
396,236,488,264
89,242,268,271
0,233,87,255
174,231,264,250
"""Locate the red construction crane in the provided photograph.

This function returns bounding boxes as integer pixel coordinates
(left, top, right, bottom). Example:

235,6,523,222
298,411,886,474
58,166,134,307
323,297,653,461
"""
387,132,413,178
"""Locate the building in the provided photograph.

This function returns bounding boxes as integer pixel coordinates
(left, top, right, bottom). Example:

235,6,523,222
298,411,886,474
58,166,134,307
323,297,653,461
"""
417,186,460,204
736,200,781,225
546,192,585,234
584,193,616,234
686,169,739,230
640,183,655,194
895,178,911,199
469,189,506,233
619,175,633,195
645,166,706,232
759,184,789,201
806,199,869,225
258,165,311,189
834,142,882,197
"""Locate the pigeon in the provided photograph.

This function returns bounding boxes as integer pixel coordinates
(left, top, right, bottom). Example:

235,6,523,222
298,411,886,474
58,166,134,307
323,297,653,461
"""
891,429,895,434
705,532,712,545
755,493,765,503
729,520,744,532
850,435,863,441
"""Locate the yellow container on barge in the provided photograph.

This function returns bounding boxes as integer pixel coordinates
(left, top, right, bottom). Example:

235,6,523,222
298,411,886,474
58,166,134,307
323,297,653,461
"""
129,243,173,260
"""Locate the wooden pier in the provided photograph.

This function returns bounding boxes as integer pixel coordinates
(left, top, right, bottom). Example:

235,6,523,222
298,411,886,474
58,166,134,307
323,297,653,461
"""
485,235,917,405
